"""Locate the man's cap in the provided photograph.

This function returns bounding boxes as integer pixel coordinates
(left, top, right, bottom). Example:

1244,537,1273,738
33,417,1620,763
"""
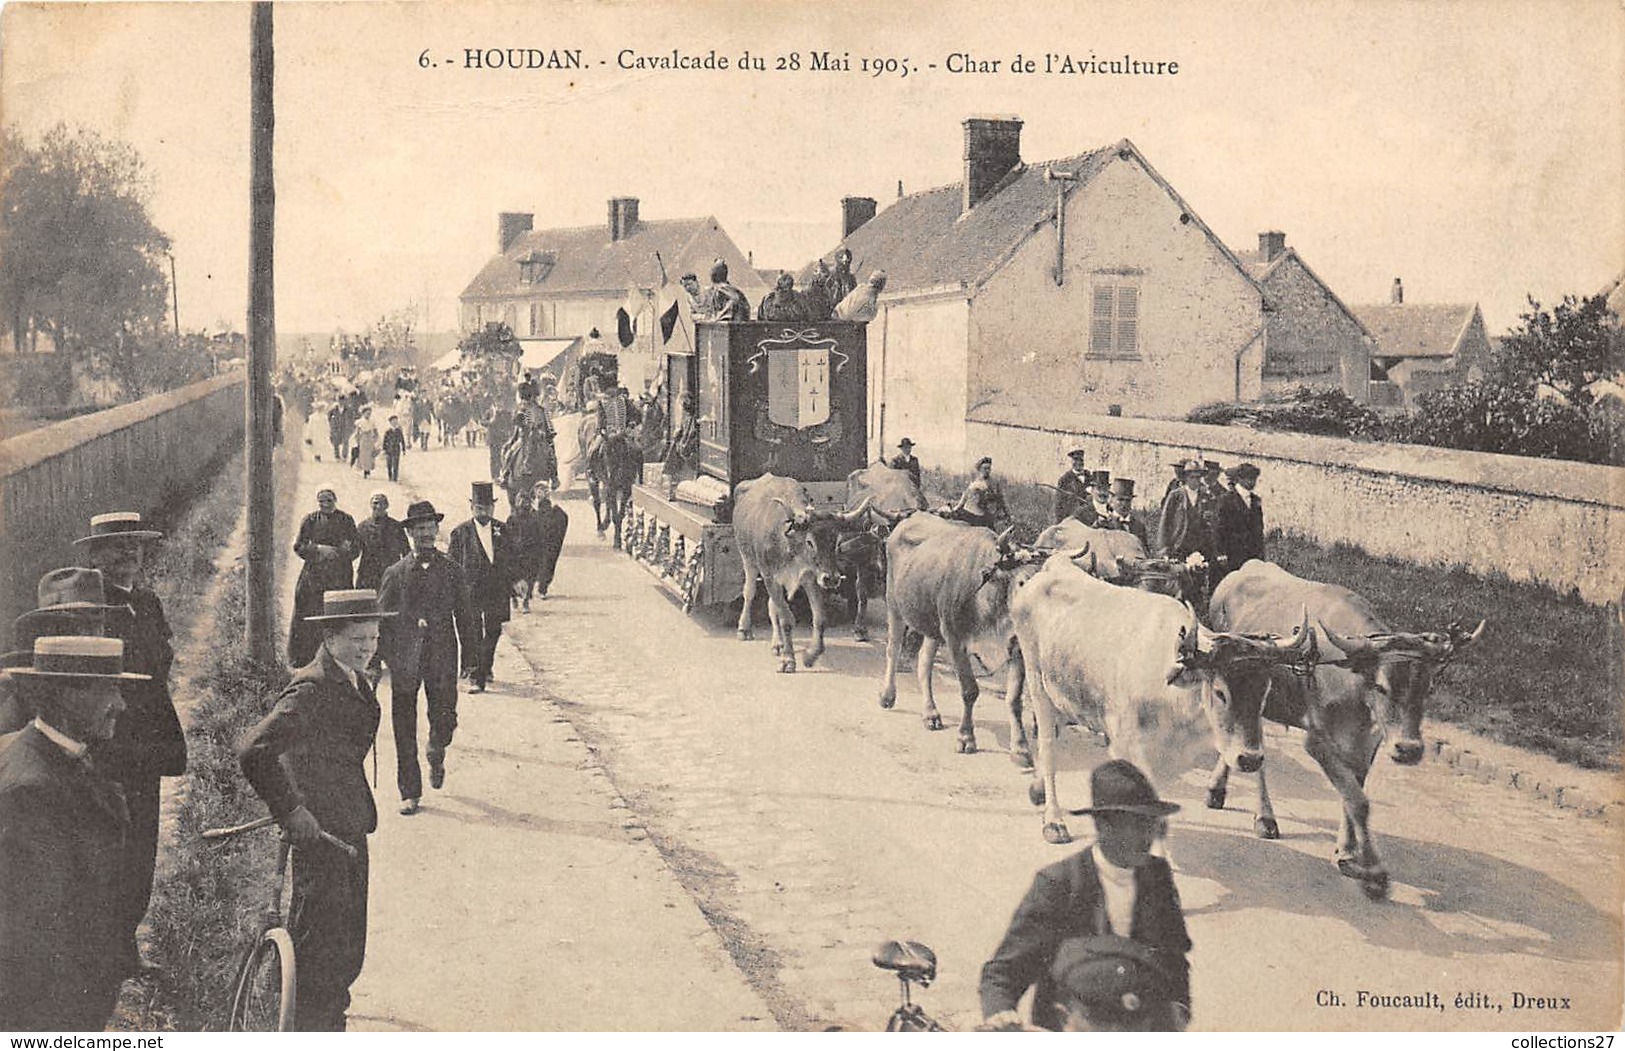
5,636,148,682
471,481,496,504
1049,934,1179,1028
1226,463,1261,482
402,500,444,526
1067,759,1181,817
1110,478,1136,498
305,589,396,623
73,512,163,547
1067,449,1088,461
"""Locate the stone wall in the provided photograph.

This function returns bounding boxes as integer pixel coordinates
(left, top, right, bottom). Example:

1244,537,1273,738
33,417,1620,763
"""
0,373,245,627
967,406,1624,605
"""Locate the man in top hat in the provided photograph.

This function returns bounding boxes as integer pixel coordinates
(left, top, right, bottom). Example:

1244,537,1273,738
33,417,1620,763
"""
1213,463,1266,586
1101,478,1149,548
1155,460,1214,570
888,438,922,489
1077,470,1113,527
239,590,394,1031
1052,450,1091,524
289,487,361,668
75,512,187,979
980,759,1192,1032
447,481,510,693
0,637,145,1030
378,501,474,814
0,568,120,734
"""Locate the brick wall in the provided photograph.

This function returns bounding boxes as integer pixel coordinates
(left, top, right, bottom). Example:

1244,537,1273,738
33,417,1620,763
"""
967,407,1625,605
0,373,245,627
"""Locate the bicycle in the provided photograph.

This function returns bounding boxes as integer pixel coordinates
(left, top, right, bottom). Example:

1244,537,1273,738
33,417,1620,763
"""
872,939,948,1031
201,815,356,1032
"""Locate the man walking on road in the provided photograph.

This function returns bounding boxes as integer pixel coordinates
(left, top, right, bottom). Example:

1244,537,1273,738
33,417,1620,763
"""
382,415,408,483
356,493,409,593
447,481,510,693
378,502,472,815
76,512,187,980
239,590,394,1031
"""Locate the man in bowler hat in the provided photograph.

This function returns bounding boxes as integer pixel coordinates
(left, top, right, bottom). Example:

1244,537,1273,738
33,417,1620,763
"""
980,759,1191,1032
888,438,922,489
0,637,145,1030
239,590,394,1031
447,481,510,693
378,501,473,814
0,568,120,734
75,511,186,979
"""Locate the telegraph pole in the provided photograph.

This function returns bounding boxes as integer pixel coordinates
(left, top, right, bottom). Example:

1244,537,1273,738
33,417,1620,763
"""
246,2,276,665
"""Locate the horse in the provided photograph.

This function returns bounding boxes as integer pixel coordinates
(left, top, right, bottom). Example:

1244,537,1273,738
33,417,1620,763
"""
498,407,559,509
576,413,640,547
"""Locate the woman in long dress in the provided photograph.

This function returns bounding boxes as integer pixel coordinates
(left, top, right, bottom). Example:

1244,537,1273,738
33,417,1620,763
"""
354,406,379,478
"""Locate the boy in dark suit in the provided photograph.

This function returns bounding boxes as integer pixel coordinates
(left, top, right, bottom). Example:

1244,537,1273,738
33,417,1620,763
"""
980,760,1192,1032
381,415,408,482
446,481,510,693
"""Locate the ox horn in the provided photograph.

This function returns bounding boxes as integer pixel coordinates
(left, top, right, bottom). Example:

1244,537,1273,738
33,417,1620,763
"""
1447,618,1487,652
1063,541,1092,562
993,524,1018,549
835,496,874,526
771,496,811,529
1317,620,1376,661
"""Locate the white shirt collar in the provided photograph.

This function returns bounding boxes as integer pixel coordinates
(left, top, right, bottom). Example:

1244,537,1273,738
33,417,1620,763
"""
34,717,89,758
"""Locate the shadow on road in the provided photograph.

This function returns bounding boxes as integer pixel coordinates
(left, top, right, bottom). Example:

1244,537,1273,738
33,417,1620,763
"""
1175,824,1618,963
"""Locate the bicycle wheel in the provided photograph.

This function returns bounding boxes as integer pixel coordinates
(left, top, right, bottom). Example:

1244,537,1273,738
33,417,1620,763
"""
228,927,297,1031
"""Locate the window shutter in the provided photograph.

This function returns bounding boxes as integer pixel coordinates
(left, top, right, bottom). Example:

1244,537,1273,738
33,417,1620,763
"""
1090,286,1115,355
1115,286,1139,355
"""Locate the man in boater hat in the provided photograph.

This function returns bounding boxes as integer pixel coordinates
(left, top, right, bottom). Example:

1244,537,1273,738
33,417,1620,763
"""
0,637,147,1031
239,590,394,1031
980,760,1192,1032
0,568,120,733
377,501,473,815
74,511,186,979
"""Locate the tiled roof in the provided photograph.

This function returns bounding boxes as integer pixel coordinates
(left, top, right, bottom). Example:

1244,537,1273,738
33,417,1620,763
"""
801,144,1122,294
1352,303,1478,359
1235,247,1373,340
461,217,748,299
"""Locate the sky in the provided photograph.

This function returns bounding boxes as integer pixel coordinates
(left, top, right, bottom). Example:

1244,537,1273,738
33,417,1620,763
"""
2,0,1621,338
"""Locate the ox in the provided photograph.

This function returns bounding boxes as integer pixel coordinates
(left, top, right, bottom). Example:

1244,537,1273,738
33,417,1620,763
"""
839,464,928,641
877,514,1038,759
1014,553,1315,845
733,474,871,673
1032,520,1193,599
1207,560,1484,898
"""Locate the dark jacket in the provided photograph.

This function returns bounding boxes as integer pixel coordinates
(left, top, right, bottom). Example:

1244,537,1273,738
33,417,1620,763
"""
979,849,1191,1030
1155,487,1212,561
377,549,473,687
1053,471,1090,524
504,506,545,572
238,648,380,841
94,583,186,782
1214,487,1265,567
293,509,361,595
1100,512,1150,549
356,515,410,592
888,453,922,489
447,518,511,621
0,725,129,1030
381,426,408,457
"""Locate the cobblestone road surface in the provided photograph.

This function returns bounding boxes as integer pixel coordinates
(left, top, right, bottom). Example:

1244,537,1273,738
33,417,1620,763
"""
299,442,1624,1032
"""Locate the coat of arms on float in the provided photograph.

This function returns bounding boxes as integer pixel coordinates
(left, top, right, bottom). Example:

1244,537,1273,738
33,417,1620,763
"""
747,329,848,456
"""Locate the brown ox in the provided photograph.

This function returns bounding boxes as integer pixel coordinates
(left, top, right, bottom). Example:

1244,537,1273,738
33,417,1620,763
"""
734,474,870,673
1014,553,1314,844
878,514,1038,760
1208,560,1484,898
839,465,928,642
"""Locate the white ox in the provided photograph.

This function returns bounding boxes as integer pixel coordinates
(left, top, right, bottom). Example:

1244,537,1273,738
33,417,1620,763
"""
1012,553,1315,844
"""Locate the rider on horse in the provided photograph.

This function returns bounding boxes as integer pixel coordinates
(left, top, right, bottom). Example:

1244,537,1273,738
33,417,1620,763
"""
498,377,559,499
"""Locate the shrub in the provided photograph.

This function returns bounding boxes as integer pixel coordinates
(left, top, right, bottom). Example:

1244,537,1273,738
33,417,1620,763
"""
1389,381,1616,464
1185,385,1383,439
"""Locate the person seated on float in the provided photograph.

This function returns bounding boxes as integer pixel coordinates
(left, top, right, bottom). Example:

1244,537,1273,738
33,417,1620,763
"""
938,456,1008,530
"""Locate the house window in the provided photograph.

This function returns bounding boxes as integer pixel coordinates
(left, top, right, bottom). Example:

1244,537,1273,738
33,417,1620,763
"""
529,302,545,337
1088,281,1140,359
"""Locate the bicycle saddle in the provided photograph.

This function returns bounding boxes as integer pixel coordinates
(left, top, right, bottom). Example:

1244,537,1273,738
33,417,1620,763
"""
872,940,937,984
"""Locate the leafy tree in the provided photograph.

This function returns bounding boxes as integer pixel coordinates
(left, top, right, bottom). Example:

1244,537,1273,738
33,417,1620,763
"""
1493,293,1624,407
0,123,174,400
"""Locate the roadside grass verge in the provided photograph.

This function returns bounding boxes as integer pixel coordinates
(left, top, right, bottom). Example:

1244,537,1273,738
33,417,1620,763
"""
920,467,1622,772
122,445,300,1030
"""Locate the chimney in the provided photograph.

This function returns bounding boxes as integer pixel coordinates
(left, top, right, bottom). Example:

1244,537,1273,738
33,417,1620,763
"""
499,212,533,253
1259,230,1287,262
962,116,1023,213
842,196,877,238
608,197,640,242
1391,277,1404,304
